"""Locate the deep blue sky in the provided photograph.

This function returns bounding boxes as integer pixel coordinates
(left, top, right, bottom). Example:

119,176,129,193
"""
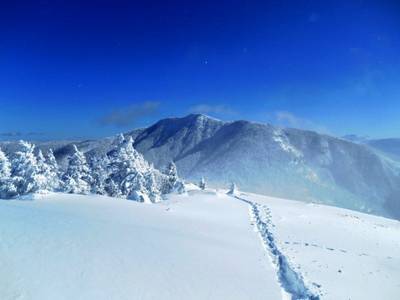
0,0,399,140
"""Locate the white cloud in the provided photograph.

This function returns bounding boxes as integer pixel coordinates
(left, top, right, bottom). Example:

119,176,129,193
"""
99,101,160,127
188,104,236,115
273,111,329,134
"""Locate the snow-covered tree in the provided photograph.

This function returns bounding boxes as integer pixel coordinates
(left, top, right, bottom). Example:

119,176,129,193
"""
115,133,125,144
45,149,60,191
11,141,41,195
144,171,161,203
0,147,16,198
109,136,149,195
227,182,238,196
199,177,206,190
104,134,185,201
104,178,121,197
165,161,178,186
62,145,92,194
108,135,168,202
162,161,185,194
89,155,109,195
174,180,186,194
36,149,57,192
127,173,151,203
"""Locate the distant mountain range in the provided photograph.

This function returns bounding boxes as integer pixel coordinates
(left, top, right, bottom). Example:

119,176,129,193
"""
342,135,400,160
2,114,400,219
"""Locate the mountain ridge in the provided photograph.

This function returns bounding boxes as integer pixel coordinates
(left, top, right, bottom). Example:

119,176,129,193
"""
1,114,399,219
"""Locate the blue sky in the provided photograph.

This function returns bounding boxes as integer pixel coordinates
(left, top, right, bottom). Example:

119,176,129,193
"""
0,0,399,140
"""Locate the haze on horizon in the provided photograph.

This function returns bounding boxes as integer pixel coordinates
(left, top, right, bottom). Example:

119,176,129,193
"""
0,1,399,141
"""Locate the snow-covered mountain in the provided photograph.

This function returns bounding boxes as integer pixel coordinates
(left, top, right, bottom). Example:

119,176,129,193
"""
0,189,398,300
128,114,400,220
2,114,400,219
342,136,400,161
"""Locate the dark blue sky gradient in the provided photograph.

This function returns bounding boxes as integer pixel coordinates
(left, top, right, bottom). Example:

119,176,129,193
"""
0,0,399,140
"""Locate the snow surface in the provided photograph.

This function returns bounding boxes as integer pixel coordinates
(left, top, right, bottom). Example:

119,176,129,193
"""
0,191,281,300
239,192,400,300
1,189,399,300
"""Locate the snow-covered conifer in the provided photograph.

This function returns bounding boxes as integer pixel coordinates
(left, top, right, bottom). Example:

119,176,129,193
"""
109,136,150,196
123,171,151,202
105,178,121,197
144,171,161,203
11,141,41,195
0,148,11,178
0,147,16,198
45,149,60,191
165,161,178,186
162,161,185,194
199,177,206,190
36,149,53,192
62,145,92,194
89,155,109,195
116,133,125,144
227,182,238,196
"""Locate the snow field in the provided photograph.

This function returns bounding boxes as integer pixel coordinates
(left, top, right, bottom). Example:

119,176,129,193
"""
0,191,281,300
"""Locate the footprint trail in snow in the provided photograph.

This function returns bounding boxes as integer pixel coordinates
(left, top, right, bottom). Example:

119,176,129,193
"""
234,195,321,300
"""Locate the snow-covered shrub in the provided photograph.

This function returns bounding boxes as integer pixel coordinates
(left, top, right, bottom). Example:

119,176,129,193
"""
62,145,92,194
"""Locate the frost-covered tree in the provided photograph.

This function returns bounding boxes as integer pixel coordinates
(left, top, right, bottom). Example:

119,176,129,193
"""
199,177,206,190
36,149,56,192
109,136,149,195
89,155,109,195
144,171,161,203
11,141,41,195
0,148,11,178
165,161,178,187
174,180,186,194
162,161,185,194
62,145,92,194
0,147,16,198
108,136,166,201
127,173,151,203
45,149,60,191
104,134,185,201
105,178,121,197
227,182,238,196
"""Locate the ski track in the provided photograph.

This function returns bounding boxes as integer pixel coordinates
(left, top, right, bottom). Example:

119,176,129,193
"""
234,195,321,300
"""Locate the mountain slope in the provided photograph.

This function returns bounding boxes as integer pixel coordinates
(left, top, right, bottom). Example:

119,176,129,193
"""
130,114,400,219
